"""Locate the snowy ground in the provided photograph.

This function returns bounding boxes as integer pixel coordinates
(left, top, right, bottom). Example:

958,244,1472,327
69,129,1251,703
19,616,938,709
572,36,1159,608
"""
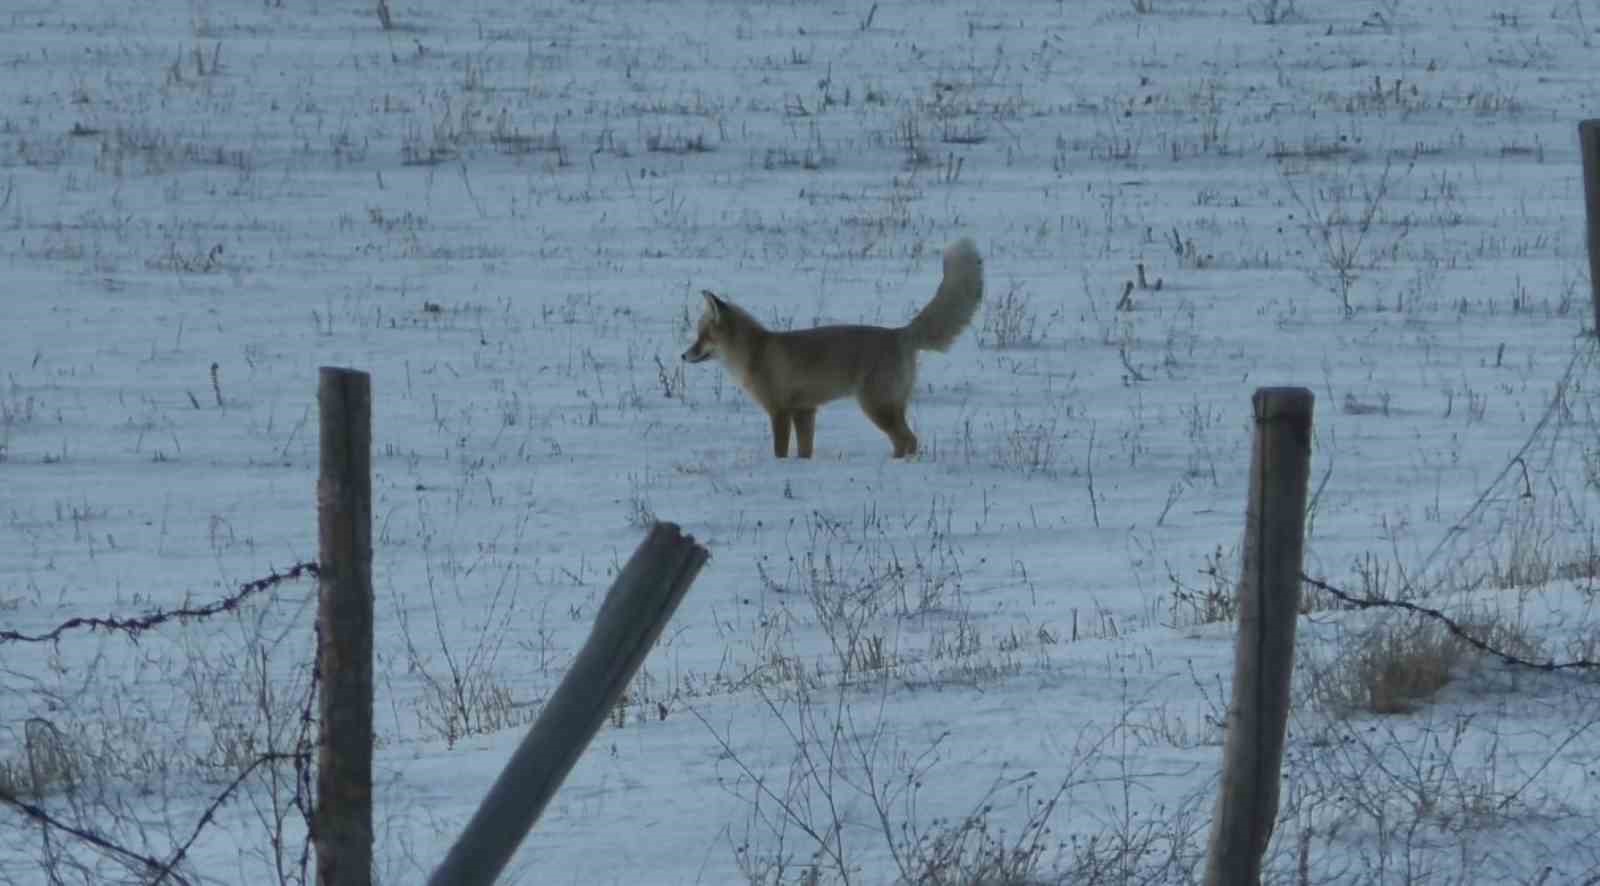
4,0,1600,883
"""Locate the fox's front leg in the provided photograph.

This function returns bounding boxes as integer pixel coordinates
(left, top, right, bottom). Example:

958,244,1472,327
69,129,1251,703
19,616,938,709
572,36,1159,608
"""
793,409,816,459
769,410,794,458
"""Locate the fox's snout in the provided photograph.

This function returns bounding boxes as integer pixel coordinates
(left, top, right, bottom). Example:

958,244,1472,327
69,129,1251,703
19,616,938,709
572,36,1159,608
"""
683,290,730,364
682,338,713,363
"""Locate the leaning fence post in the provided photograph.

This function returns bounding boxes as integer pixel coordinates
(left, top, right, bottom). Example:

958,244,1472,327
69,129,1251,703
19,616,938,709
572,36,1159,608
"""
316,367,374,886
1579,120,1600,336
1203,387,1314,886
427,522,709,886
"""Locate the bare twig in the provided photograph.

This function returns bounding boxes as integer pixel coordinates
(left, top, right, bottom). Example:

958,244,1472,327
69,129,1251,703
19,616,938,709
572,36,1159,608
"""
1085,423,1101,529
1119,344,1149,382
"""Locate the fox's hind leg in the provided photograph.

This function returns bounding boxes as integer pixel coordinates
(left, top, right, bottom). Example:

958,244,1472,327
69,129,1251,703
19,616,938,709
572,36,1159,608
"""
794,409,817,459
769,410,794,458
862,401,917,458
860,353,918,458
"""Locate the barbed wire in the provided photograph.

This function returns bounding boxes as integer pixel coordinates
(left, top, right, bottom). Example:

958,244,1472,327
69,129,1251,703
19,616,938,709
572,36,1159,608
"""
1415,338,1596,585
2,561,323,884
291,619,324,882
1300,572,1600,673
0,561,320,645
0,787,193,885
152,623,322,886
151,748,314,885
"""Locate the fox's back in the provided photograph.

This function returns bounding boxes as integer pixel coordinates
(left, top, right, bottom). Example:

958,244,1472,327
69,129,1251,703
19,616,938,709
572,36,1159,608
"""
756,323,909,409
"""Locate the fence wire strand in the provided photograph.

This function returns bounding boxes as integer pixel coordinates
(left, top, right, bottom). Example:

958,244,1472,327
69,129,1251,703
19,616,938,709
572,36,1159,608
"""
1,561,322,885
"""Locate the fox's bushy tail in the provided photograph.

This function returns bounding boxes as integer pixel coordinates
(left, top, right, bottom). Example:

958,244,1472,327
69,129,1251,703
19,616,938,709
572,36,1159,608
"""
904,237,984,352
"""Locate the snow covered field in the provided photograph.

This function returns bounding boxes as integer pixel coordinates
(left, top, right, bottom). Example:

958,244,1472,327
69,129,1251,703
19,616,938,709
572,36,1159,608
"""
3,0,1600,882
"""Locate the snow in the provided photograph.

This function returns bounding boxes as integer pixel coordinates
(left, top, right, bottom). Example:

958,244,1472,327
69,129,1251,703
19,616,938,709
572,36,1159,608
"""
3,0,1600,882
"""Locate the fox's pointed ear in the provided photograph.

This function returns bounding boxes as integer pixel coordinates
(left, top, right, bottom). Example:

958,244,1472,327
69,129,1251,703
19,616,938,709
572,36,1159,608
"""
701,290,724,318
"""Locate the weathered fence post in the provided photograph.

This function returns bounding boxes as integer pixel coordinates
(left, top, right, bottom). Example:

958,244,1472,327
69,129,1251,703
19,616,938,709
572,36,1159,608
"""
1203,387,1314,886
1579,119,1600,336
427,522,709,886
317,367,374,886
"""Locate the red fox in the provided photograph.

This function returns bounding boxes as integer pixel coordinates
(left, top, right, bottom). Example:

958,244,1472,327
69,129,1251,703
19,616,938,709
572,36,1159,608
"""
681,238,984,458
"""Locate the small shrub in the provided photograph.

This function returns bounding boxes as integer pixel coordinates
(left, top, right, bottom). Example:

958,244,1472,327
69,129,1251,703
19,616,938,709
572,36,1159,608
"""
993,413,1059,476
1313,613,1540,717
0,719,79,800
1167,546,1237,626
903,808,1047,885
1247,0,1299,24
416,670,529,748
979,282,1057,349
1349,622,1462,714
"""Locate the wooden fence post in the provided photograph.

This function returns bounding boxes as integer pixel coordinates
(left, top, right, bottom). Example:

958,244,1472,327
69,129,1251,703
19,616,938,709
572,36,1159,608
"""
1203,387,1314,886
316,367,374,886
1579,120,1600,336
427,522,709,886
